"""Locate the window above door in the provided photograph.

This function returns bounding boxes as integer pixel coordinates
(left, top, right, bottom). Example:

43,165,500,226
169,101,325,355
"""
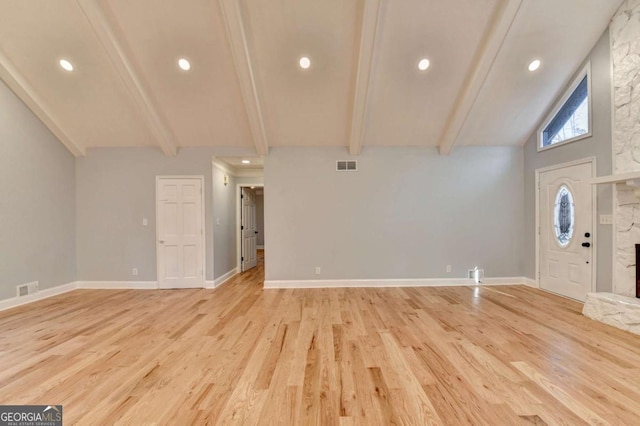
538,62,592,151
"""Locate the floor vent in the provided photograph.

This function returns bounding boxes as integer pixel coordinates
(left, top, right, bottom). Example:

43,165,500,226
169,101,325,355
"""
468,268,484,283
17,281,39,297
336,160,357,171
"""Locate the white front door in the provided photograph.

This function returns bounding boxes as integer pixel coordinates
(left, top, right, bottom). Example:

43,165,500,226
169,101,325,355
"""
539,161,594,301
241,188,257,271
157,177,204,289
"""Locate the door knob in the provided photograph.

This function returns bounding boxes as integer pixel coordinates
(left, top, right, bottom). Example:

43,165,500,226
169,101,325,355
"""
159,240,165,244
255,231,258,234
584,232,591,238
582,242,591,247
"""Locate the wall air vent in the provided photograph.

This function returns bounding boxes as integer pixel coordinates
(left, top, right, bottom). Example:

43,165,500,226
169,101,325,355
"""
336,160,357,172
17,281,39,297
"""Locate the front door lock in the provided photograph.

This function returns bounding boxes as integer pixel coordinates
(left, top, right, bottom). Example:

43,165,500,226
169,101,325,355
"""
582,242,591,247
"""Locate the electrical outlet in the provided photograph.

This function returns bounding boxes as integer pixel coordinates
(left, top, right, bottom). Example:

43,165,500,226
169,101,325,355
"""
600,214,613,225
315,267,321,275
132,268,138,276
142,218,148,226
446,265,452,273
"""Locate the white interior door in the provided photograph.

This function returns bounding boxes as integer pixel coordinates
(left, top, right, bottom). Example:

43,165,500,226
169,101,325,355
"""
241,188,257,271
539,162,594,301
157,177,204,289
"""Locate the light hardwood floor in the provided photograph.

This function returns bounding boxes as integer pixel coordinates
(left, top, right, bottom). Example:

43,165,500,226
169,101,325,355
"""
1,252,640,425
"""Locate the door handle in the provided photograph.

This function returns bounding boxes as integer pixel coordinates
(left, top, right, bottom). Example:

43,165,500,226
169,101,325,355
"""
255,231,258,234
581,242,591,247
159,240,165,244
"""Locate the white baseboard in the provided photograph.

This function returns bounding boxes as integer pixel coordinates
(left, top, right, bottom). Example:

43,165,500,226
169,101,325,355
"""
77,281,158,290
523,277,538,288
0,282,76,312
264,276,528,289
214,268,239,288
0,274,245,312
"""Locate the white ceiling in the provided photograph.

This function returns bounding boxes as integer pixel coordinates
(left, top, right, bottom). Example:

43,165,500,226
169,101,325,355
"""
218,156,263,168
0,0,623,157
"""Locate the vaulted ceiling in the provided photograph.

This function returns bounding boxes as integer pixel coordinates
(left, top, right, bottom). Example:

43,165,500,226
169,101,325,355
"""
0,0,622,157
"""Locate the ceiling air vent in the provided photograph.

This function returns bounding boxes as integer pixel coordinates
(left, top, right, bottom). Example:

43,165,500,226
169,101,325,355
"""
336,160,357,172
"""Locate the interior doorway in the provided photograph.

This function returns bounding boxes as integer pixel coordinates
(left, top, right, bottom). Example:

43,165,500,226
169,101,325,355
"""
156,176,205,289
237,184,264,272
536,158,595,301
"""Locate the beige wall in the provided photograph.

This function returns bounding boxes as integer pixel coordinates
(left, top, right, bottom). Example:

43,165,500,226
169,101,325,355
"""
0,77,76,301
76,147,251,282
264,146,524,282
523,29,613,291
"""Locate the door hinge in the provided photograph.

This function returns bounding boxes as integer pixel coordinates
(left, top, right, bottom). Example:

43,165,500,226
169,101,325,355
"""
538,226,541,235
241,194,244,199
241,256,244,261
241,225,244,230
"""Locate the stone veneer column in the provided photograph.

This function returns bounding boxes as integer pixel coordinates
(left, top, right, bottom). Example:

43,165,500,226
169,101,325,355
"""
611,0,640,296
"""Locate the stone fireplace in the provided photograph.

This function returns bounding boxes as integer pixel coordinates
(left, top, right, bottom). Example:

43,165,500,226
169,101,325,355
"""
583,1,640,333
611,1,640,298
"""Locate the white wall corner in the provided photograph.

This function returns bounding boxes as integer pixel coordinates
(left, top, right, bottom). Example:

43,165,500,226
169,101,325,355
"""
214,268,239,288
212,157,238,176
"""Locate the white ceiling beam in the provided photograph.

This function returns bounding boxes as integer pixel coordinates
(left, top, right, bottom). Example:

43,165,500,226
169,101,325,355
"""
348,0,384,156
437,0,522,155
76,0,178,156
0,51,85,157
219,0,269,157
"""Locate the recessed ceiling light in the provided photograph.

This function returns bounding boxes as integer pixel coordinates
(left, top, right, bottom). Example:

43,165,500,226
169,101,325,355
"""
241,160,250,164
418,58,430,71
299,56,311,69
59,59,74,72
528,59,541,72
178,58,191,71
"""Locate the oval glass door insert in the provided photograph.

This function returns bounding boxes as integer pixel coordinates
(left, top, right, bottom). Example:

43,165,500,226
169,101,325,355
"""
554,185,575,247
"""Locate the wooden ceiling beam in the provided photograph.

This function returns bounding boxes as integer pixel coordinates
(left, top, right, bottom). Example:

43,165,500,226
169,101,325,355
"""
348,0,385,156
77,0,178,156
219,0,269,156
0,51,86,157
437,0,522,155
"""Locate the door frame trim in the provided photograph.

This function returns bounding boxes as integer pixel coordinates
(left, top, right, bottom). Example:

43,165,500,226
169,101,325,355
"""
155,175,206,289
236,183,264,272
535,157,596,298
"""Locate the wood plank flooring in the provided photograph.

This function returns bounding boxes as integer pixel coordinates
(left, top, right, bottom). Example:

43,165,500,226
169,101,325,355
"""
2,252,640,424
